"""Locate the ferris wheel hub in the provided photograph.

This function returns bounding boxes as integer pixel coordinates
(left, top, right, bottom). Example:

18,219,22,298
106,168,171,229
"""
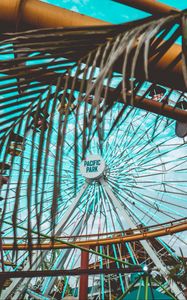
80,154,105,181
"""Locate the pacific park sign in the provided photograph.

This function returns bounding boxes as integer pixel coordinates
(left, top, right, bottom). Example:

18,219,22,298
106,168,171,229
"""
80,155,106,180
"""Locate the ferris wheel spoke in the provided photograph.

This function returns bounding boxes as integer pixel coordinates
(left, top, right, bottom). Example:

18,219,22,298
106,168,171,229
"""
103,111,139,159
1,92,187,300
122,184,185,220
50,183,88,237
42,203,99,296
110,188,164,225
139,143,185,167
99,178,161,240
100,186,117,233
43,249,74,296
123,112,152,149
158,183,187,195
130,141,176,169
1,184,89,299
101,185,125,232
64,193,93,233
106,177,182,224
126,184,187,210
124,116,165,153
117,143,167,175
167,158,187,172
111,168,184,221
98,178,186,299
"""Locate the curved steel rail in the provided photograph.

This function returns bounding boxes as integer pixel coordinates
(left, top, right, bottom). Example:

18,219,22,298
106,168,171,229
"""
2,218,187,250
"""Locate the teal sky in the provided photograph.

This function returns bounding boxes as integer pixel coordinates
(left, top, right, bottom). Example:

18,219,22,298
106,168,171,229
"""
41,0,187,24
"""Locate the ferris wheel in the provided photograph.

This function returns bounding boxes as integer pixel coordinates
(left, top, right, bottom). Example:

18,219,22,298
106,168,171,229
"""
0,97,187,300
0,9,187,298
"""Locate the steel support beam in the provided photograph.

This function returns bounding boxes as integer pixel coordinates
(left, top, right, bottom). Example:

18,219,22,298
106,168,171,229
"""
42,209,92,296
27,290,50,300
0,252,45,300
3,70,187,121
0,267,143,279
99,178,186,300
1,183,88,300
53,183,88,236
79,249,89,300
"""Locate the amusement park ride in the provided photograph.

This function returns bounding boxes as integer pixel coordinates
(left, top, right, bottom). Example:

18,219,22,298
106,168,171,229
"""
0,0,187,299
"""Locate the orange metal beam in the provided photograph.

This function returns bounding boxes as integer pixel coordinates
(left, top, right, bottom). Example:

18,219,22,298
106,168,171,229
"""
2,219,187,250
0,0,109,31
3,67,187,121
0,1,186,94
0,0,179,30
112,0,179,16
132,96,187,122
0,0,186,92
42,73,187,121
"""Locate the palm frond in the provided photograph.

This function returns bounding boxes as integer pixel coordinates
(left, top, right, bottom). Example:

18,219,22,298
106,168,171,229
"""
0,10,187,266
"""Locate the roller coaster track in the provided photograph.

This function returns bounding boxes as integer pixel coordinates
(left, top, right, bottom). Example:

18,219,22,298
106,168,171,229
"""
2,218,187,251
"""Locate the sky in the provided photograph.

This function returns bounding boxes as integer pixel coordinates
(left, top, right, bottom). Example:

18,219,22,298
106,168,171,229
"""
41,0,187,24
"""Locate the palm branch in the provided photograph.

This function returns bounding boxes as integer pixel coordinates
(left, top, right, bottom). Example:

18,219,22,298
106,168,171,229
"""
0,10,187,266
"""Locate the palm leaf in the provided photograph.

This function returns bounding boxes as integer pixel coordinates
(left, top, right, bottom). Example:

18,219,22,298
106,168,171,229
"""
0,11,187,267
